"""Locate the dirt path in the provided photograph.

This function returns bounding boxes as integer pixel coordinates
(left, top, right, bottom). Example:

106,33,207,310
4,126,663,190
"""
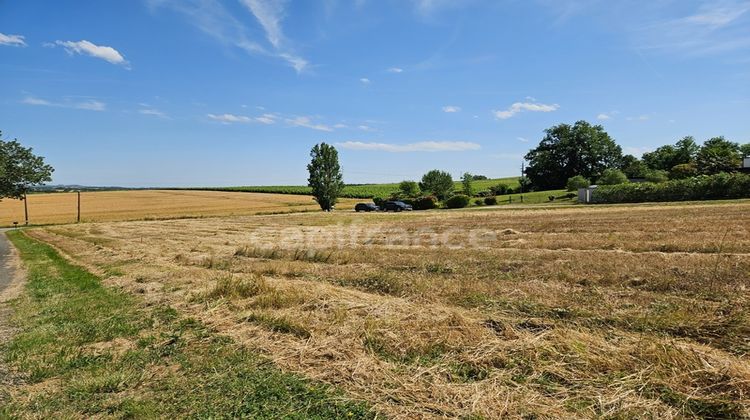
0,229,17,293
0,228,24,399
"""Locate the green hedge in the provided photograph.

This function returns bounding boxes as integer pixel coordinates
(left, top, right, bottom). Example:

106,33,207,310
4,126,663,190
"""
591,172,750,204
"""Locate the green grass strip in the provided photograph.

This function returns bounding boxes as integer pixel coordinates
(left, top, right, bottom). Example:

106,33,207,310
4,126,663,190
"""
1,230,374,418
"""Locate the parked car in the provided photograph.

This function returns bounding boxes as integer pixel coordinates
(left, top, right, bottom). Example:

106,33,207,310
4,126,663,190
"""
355,202,379,212
382,201,413,212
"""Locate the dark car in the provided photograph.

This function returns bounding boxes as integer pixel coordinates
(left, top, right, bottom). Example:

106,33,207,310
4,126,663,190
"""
382,201,413,212
355,202,379,212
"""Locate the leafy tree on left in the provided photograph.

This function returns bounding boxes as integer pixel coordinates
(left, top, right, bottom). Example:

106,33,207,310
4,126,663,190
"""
0,131,54,200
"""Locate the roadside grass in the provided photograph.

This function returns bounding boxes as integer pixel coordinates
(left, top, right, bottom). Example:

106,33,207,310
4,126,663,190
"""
1,230,374,418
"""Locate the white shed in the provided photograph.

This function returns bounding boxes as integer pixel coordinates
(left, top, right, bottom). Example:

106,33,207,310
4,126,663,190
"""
578,185,598,204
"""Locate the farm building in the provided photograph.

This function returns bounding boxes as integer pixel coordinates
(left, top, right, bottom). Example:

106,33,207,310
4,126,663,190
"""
578,185,598,204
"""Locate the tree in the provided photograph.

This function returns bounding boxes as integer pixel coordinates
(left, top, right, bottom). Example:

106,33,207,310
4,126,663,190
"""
0,132,54,200
471,174,488,180
696,136,741,175
307,142,344,211
461,172,474,197
644,170,669,183
670,163,698,179
524,121,623,190
566,175,590,191
598,168,628,185
642,136,698,171
740,143,750,157
398,180,420,198
620,154,647,178
419,170,454,200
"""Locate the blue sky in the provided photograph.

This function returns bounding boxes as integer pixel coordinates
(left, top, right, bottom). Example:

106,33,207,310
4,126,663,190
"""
1,0,749,187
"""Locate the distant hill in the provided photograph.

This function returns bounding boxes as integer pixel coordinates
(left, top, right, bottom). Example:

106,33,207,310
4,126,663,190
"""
30,185,135,193
185,177,521,199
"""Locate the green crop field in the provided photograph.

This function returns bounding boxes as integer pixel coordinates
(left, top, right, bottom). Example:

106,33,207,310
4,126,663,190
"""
190,177,521,199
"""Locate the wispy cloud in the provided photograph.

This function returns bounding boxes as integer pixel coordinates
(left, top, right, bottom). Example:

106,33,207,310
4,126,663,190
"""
255,113,278,124
360,77,371,84
634,0,750,57
627,114,650,121
493,101,559,119
149,0,307,72
0,33,26,47
386,67,403,73
139,108,169,118
239,0,308,72
207,113,252,123
51,40,130,68
337,140,481,152
286,116,334,132
597,113,612,120
22,96,106,111
442,105,461,113
412,0,474,16
517,137,529,143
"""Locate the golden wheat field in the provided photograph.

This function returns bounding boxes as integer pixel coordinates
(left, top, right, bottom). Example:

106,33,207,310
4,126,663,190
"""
0,190,357,226
24,200,750,418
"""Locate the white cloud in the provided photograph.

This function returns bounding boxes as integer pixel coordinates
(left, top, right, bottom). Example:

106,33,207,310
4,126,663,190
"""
207,113,252,123
517,137,529,143
333,123,348,129
634,0,750,56
337,140,481,152
493,101,559,119
22,97,52,106
22,96,106,111
442,105,461,113
286,116,333,132
0,33,26,47
75,100,106,111
597,113,612,120
255,113,278,124
627,115,650,121
357,125,373,131
412,0,472,16
239,0,308,72
150,0,307,73
241,0,285,48
387,67,403,73
360,77,371,84
53,40,129,67
139,108,168,118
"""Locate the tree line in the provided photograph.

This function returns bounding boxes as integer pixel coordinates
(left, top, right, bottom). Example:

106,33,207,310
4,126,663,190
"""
523,120,749,191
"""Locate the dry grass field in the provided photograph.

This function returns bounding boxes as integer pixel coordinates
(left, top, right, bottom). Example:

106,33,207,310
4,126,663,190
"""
21,201,750,418
0,190,357,226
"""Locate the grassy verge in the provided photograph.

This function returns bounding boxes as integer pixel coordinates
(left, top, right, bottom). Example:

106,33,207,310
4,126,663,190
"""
1,230,374,418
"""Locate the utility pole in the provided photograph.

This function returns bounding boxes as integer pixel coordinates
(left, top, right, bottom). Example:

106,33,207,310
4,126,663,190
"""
520,162,525,203
77,191,81,223
23,191,29,225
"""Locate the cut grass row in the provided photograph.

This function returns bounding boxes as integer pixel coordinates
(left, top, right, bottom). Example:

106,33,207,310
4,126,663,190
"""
191,177,521,199
1,230,374,418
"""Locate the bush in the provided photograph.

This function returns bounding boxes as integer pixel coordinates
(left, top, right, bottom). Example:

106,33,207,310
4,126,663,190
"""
670,163,698,180
484,196,498,205
412,195,438,210
489,184,510,195
474,198,484,206
476,190,491,198
598,169,628,185
591,172,750,204
445,194,471,209
398,180,421,198
373,197,385,207
644,170,669,183
566,175,590,191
